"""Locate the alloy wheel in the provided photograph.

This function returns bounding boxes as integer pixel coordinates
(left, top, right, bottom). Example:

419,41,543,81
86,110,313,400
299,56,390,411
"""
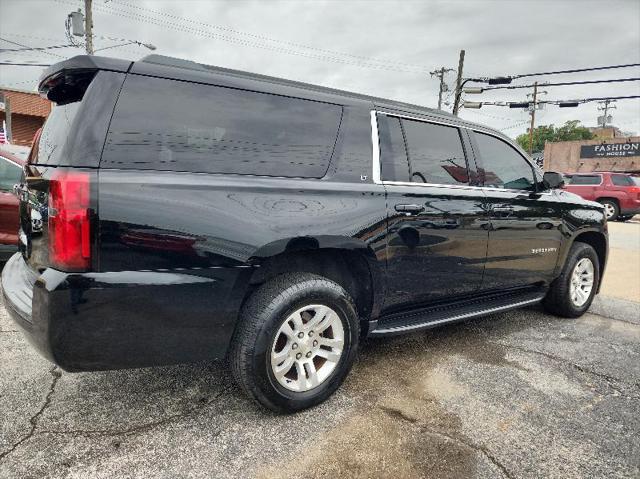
270,304,344,392
569,257,595,307
603,203,616,219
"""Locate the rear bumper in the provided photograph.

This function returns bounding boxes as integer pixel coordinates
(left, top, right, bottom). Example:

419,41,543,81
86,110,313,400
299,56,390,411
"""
620,206,640,216
620,198,640,216
1,253,254,371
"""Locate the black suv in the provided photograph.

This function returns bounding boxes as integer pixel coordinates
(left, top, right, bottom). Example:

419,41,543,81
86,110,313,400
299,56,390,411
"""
2,55,608,413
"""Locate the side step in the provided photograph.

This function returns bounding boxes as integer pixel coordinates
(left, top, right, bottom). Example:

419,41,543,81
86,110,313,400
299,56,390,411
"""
370,289,545,337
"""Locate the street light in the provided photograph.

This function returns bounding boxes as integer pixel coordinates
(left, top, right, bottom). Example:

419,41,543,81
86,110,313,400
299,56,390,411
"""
462,101,483,109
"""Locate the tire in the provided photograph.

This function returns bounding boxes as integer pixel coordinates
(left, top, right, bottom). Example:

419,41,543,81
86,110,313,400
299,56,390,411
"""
598,199,619,221
229,272,360,413
543,242,600,318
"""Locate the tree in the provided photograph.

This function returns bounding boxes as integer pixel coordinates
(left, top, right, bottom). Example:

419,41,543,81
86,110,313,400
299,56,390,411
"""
516,120,593,153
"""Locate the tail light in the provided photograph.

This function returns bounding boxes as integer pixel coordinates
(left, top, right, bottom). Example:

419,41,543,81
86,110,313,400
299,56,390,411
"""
627,186,640,199
48,171,92,271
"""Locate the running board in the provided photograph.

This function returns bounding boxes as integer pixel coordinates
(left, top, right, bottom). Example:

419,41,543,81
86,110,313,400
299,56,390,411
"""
370,289,545,337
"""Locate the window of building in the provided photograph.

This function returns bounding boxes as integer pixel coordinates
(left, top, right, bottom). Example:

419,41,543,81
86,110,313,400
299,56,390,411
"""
400,119,468,185
102,75,343,178
611,174,634,186
378,115,409,182
567,175,601,185
475,133,535,190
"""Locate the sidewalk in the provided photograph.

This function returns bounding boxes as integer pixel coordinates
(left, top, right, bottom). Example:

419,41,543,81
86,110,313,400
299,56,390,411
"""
598,221,640,304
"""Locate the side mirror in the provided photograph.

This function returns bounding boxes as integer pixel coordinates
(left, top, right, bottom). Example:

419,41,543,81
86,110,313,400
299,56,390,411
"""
542,171,565,190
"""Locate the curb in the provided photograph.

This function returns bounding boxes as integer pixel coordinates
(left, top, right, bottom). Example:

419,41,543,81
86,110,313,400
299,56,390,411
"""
589,295,640,324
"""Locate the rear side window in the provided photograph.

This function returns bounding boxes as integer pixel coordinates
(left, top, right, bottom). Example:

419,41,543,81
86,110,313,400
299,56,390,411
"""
0,157,22,192
35,102,80,165
33,71,125,167
102,75,343,177
474,133,535,190
568,175,601,185
401,119,468,185
611,174,634,186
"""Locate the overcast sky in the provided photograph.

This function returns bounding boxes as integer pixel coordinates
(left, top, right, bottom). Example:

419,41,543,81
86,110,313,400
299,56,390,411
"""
1,0,639,138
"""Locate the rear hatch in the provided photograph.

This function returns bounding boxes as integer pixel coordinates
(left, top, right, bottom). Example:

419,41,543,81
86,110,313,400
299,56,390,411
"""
16,56,130,273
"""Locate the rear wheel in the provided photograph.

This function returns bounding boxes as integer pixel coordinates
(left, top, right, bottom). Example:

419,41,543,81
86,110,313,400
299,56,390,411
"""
598,199,619,221
230,273,359,413
543,242,600,318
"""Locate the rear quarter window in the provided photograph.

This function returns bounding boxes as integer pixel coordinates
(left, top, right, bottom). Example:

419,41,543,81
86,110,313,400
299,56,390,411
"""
35,102,81,165
611,174,634,186
32,71,126,167
102,75,343,178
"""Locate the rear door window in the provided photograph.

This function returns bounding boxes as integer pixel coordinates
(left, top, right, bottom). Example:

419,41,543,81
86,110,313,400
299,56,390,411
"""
568,175,601,185
378,115,410,182
400,119,468,185
102,75,343,178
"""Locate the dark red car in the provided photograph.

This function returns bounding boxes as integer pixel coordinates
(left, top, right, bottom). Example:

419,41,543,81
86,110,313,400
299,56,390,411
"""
563,172,640,221
0,148,26,260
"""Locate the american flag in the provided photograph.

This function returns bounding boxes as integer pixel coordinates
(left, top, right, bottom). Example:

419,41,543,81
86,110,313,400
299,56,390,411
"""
0,120,8,144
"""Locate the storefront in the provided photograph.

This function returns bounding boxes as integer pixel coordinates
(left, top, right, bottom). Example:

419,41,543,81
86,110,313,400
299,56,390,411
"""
543,136,640,173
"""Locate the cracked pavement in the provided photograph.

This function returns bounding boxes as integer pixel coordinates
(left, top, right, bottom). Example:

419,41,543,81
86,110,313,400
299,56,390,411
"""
1,222,639,478
1,294,638,478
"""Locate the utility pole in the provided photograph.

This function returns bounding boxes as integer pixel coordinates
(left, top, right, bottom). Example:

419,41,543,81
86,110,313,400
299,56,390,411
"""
528,82,538,155
597,99,616,128
84,0,94,54
452,49,465,116
430,67,454,110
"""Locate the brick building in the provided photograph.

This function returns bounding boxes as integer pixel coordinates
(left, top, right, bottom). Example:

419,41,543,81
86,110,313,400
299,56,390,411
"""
0,88,52,146
543,136,640,174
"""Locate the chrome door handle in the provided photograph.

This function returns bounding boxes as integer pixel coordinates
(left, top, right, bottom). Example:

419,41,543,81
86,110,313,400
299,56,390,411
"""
395,204,425,214
493,206,514,212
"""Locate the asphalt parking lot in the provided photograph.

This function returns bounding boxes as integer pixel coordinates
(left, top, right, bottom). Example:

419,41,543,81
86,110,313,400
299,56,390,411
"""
1,223,639,479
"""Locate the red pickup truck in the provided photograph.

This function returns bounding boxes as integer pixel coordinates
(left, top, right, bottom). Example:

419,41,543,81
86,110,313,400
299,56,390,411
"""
0,147,27,260
563,172,640,221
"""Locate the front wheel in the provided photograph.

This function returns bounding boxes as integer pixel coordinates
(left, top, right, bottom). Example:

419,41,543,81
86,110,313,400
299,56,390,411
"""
229,273,359,413
543,242,600,318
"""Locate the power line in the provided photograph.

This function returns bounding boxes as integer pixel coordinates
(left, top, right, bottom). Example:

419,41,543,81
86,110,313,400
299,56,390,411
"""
0,62,52,66
462,108,525,122
107,0,433,71
466,95,640,109
0,33,69,43
501,120,531,131
544,95,639,104
53,0,433,74
0,43,77,53
482,77,640,90
510,63,640,79
0,37,66,58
